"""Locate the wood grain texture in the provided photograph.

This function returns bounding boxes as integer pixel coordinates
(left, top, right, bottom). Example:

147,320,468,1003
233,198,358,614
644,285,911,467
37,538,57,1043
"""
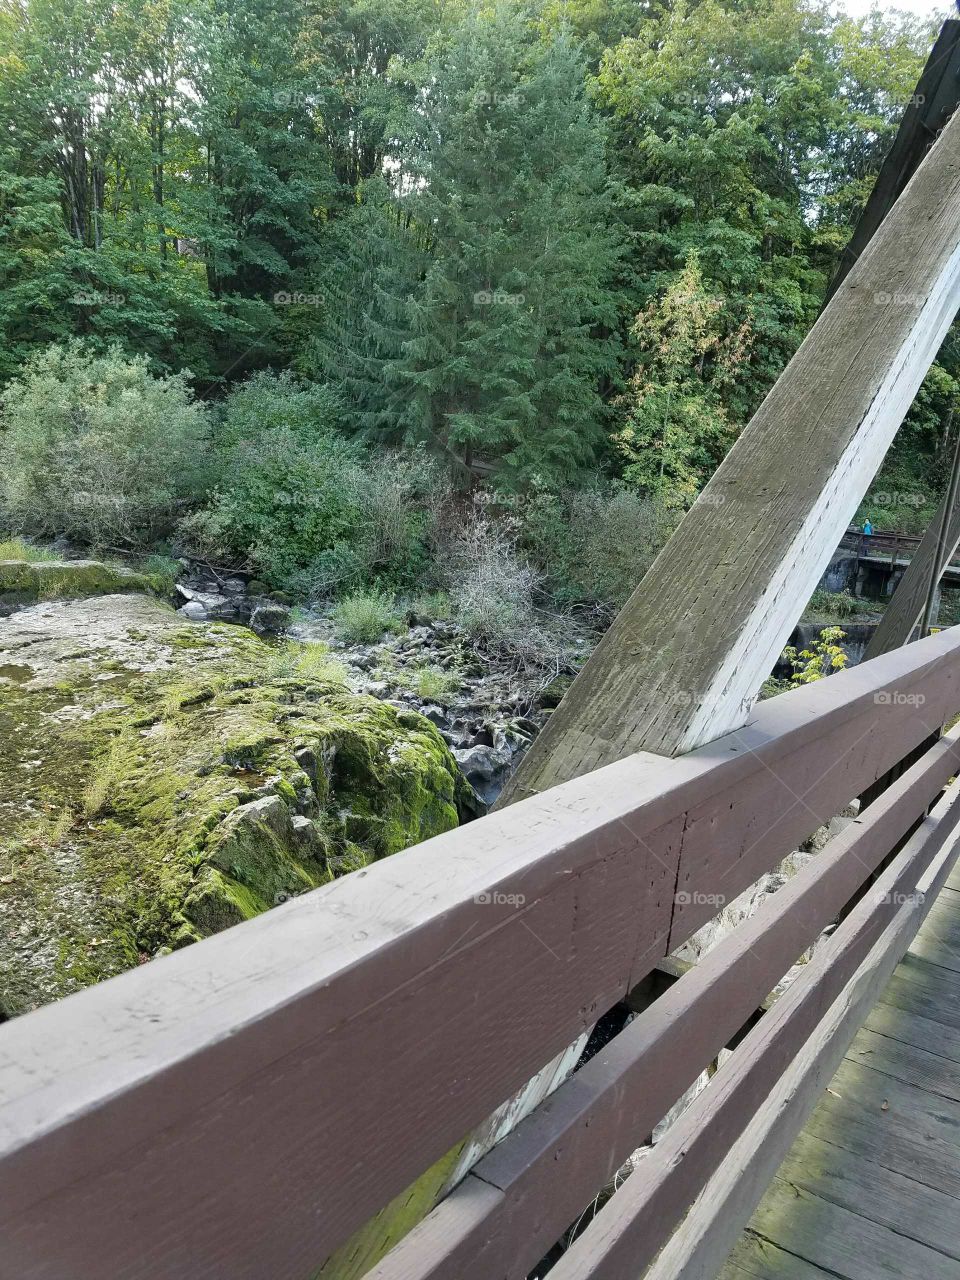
741,1179,960,1280
544,777,960,1280
499,104,960,800
776,1130,960,1261
365,727,960,1280
721,1236,833,1280
717,829,960,1280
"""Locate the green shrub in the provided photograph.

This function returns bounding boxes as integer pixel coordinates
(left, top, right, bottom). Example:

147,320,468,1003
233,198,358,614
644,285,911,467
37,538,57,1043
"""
781,627,849,684
264,640,348,684
331,590,405,643
803,589,860,621
140,554,180,594
408,590,453,622
519,484,674,607
215,369,342,449
187,373,445,594
184,373,364,587
0,342,209,546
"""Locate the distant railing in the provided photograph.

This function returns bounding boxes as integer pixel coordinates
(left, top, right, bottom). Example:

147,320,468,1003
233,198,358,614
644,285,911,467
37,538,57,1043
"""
840,524,960,568
3,631,960,1280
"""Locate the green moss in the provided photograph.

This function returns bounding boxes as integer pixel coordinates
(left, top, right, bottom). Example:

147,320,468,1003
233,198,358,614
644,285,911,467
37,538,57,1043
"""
0,561,35,592
0,602,468,1017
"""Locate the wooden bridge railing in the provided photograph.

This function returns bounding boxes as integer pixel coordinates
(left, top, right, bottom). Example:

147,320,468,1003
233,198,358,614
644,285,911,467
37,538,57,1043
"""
4,629,960,1280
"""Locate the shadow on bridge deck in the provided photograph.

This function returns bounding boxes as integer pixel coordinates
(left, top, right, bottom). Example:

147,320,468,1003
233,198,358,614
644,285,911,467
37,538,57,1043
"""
723,860,960,1280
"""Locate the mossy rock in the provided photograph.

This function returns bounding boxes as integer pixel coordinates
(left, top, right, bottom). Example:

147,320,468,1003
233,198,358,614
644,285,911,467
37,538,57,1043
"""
0,595,470,1017
0,558,160,613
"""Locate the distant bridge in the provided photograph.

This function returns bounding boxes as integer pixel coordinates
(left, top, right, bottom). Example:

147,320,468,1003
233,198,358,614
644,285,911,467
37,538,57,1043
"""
837,526,960,596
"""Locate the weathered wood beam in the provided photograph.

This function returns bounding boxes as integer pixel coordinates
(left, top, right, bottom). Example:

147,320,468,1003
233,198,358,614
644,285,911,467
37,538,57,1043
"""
500,106,960,801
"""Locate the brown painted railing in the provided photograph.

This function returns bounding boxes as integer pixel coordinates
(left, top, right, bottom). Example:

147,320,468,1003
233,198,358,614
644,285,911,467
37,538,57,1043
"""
4,630,960,1280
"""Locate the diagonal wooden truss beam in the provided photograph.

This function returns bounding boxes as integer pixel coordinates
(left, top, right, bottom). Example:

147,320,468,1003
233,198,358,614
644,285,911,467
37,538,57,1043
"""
500,104,960,804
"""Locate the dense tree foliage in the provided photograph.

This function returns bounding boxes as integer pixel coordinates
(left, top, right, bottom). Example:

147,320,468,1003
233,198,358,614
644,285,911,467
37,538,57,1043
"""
0,0,954,523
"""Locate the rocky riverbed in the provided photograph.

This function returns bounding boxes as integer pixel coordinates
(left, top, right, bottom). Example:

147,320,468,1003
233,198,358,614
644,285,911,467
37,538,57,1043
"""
169,561,579,805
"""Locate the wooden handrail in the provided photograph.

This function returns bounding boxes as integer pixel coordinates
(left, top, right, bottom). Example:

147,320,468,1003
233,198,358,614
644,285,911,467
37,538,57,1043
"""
552,776,960,1280
3,629,960,1279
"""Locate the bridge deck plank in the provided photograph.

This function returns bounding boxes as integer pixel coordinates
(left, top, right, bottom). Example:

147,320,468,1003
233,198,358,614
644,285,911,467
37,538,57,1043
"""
720,870,960,1280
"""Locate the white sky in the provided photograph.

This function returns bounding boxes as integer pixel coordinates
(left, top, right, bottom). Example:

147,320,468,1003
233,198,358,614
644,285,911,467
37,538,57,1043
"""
836,0,952,16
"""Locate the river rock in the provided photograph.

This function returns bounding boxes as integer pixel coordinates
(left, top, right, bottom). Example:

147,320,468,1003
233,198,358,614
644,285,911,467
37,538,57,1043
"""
453,744,514,806
250,601,292,635
0,594,471,1018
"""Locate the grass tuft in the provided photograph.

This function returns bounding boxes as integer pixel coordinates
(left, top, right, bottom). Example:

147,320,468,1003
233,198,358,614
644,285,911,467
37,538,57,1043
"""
331,591,405,644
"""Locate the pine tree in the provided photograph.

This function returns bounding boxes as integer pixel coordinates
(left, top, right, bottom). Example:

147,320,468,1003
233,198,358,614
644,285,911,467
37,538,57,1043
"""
320,3,623,489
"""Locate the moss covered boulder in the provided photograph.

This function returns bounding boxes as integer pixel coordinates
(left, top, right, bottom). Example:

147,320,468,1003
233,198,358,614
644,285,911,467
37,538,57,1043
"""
0,558,160,615
0,594,470,1017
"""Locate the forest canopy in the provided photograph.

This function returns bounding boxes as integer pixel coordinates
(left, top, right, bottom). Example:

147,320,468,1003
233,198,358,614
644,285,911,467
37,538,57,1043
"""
0,0,955,548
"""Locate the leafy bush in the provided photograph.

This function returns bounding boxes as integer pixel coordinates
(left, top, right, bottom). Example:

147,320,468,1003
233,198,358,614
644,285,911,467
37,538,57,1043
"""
803,589,860,621
410,664,460,702
407,590,453,622
331,590,405,643
0,342,209,546
781,627,849,684
519,484,674,607
215,369,342,449
188,373,445,593
139,553,180,594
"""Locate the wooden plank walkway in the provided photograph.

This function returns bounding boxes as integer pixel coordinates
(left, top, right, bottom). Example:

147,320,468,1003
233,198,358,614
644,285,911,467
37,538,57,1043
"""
722,865,960,1280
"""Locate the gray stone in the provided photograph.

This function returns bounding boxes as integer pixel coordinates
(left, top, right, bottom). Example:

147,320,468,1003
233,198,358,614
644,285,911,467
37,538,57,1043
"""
453,744,514,806
250,602,291,635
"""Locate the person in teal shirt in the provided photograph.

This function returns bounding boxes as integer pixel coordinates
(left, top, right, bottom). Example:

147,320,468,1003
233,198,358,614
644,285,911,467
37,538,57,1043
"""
862,518,873,537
